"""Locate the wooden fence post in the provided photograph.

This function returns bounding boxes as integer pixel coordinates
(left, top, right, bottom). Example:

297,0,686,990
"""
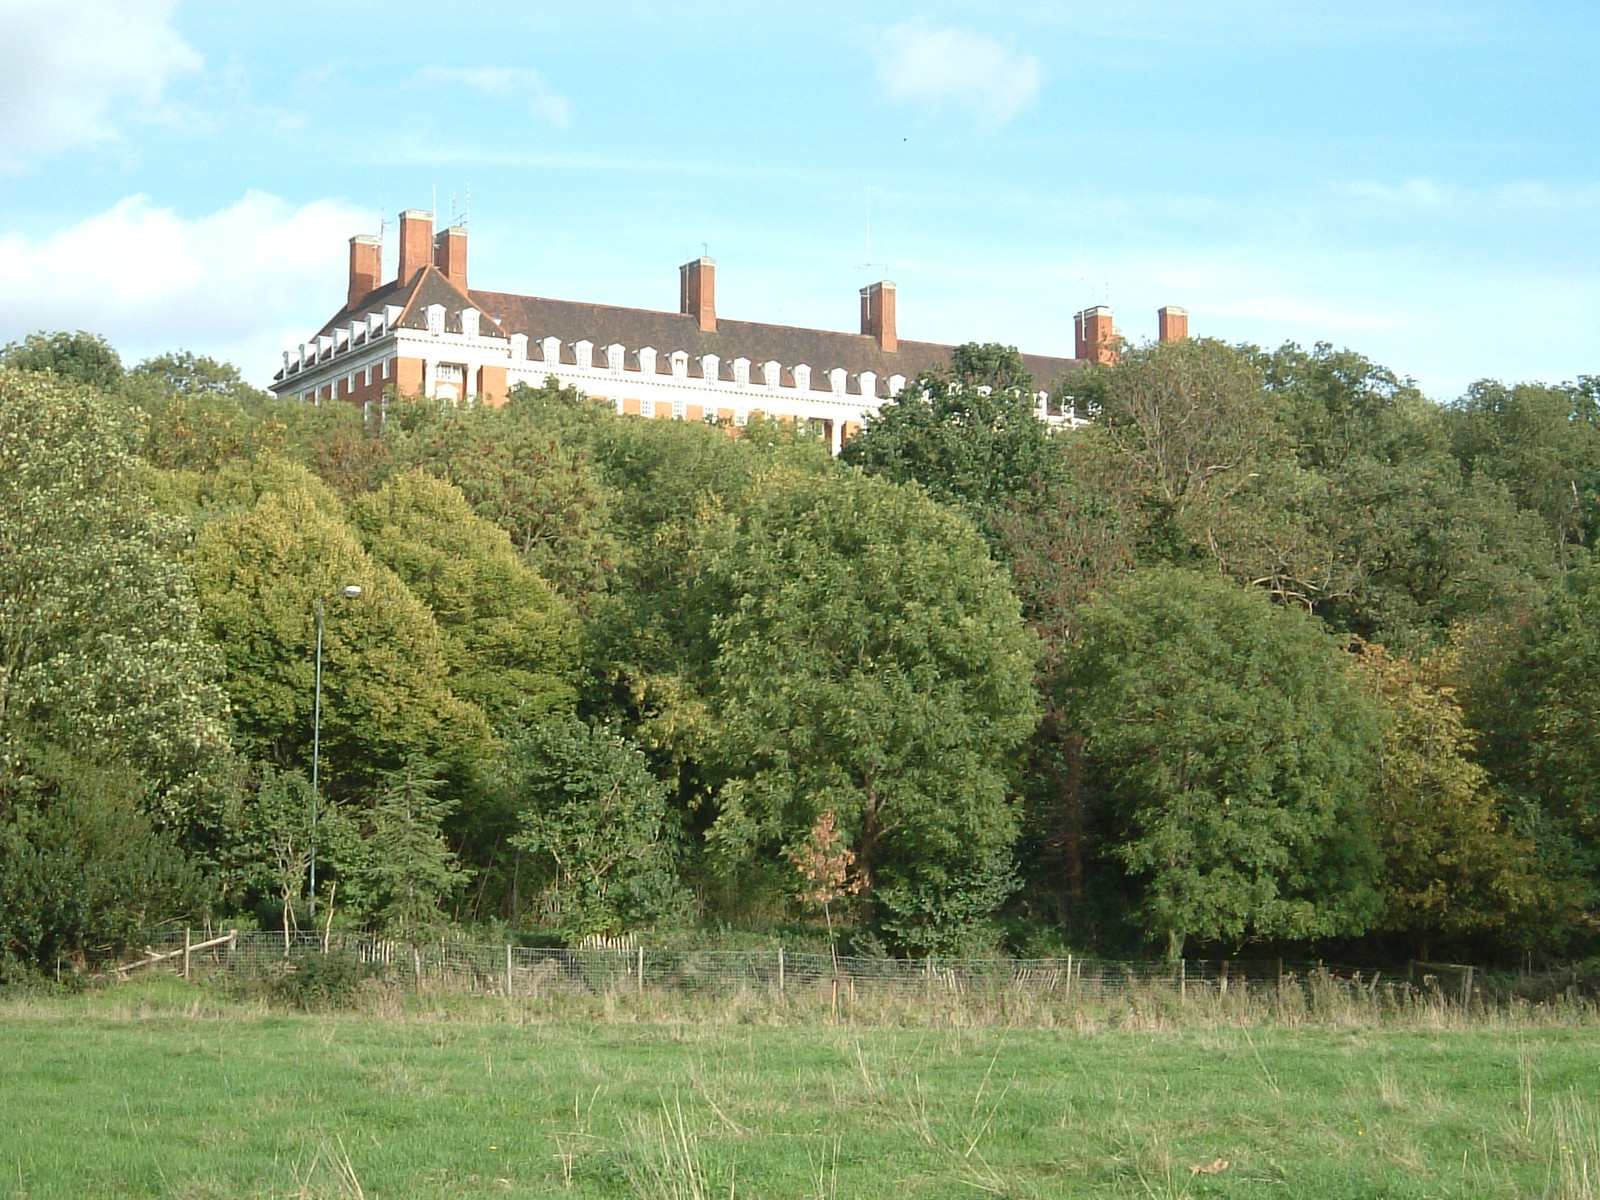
1064,954,1073,1002
777,947,785,994
182,928,191,980
505,944,514,998
637,945,645,993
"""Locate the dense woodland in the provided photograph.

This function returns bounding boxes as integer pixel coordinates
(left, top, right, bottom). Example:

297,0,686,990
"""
3,326,1599,977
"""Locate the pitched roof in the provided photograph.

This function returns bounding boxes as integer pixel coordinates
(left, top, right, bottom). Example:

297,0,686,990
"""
473,290,1082,390
304,270,1083,392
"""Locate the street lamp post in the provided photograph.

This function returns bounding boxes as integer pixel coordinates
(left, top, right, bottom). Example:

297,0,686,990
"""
309,584,362,923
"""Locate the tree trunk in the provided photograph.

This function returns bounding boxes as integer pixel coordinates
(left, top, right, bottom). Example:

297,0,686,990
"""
856,795,882,930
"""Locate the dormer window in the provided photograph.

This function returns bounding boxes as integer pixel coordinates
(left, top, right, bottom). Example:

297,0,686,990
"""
426,304,446,335
460,308,480,339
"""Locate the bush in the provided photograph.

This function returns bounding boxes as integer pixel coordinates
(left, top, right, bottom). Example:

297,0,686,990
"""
267,949,376,1011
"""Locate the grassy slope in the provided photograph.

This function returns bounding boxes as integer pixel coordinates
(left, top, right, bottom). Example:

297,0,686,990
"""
2,979,1597,1199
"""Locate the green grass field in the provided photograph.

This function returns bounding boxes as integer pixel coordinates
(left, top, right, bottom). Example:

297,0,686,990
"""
3,978,1599,1199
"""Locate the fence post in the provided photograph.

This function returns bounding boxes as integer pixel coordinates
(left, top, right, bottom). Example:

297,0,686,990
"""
182,928,191,979
505,944,514,998
1064,954,1073,1002
637,945,645,993
1220,959,1230,997
1179,958,1186,1001
777,947,785,994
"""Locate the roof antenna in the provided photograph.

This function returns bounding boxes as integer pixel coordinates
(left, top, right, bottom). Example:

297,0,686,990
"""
464,183,471,227
858,186,888,275
702,241,709,258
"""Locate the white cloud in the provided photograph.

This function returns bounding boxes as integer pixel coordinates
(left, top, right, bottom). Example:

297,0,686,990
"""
413,66,573,128
876,19,1041,127
0,0,202,171
0,192,376,382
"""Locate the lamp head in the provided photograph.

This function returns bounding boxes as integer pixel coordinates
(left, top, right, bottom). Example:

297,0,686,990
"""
341,585,362,600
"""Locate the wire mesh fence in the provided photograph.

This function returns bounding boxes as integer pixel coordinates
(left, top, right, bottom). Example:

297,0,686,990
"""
130,930,1456,1005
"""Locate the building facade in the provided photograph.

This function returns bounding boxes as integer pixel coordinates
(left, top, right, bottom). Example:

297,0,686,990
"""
272,210,1188,452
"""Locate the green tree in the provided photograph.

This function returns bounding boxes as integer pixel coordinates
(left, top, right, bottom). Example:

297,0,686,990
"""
1448,377,1600,566
502,719,688,939
0,368,232,829
841,343,1059,531
1351,641,1569,954
1466,561,1600,910
0,330,124,391
383,384,623,604
348,758,468,942
1262,344,1550,646
695,468,1040,951
0,738,203,976
1062,568,1382,958
187,473,490,795
350,470,580,725
126,352,293,474
223,766,359,941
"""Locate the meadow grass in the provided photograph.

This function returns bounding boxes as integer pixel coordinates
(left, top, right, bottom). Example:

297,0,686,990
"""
3,975,1600,1198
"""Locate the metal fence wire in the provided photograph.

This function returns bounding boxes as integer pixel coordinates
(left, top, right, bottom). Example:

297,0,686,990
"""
133,931,1466,1003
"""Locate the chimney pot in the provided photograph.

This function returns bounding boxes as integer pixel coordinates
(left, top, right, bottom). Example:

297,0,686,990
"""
1157,305,1189,343
860,280,897,352
679,257,716,332
398,209,434,285
347,235,381,311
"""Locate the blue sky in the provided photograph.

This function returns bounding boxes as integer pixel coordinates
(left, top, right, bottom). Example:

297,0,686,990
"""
1,0,1597,397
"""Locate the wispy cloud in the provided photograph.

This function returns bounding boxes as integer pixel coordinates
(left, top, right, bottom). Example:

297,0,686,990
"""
0,0,202,172
412,66,573,128
876,19,1041,127
1341,178,1600,214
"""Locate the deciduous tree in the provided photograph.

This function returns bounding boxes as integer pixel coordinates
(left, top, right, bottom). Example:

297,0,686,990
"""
695,468,1040,951
1063,568,1382,958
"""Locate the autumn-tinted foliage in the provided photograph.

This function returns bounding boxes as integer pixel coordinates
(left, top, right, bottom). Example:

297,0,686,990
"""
3,323,1598,971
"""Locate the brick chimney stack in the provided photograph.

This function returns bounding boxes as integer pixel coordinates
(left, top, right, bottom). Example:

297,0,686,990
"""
398,210,434,285
347,234,381,310
1157,306,1189,343
860,280,897,352
679,257,716,332
434,225,468,291
1075,306,1120,366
